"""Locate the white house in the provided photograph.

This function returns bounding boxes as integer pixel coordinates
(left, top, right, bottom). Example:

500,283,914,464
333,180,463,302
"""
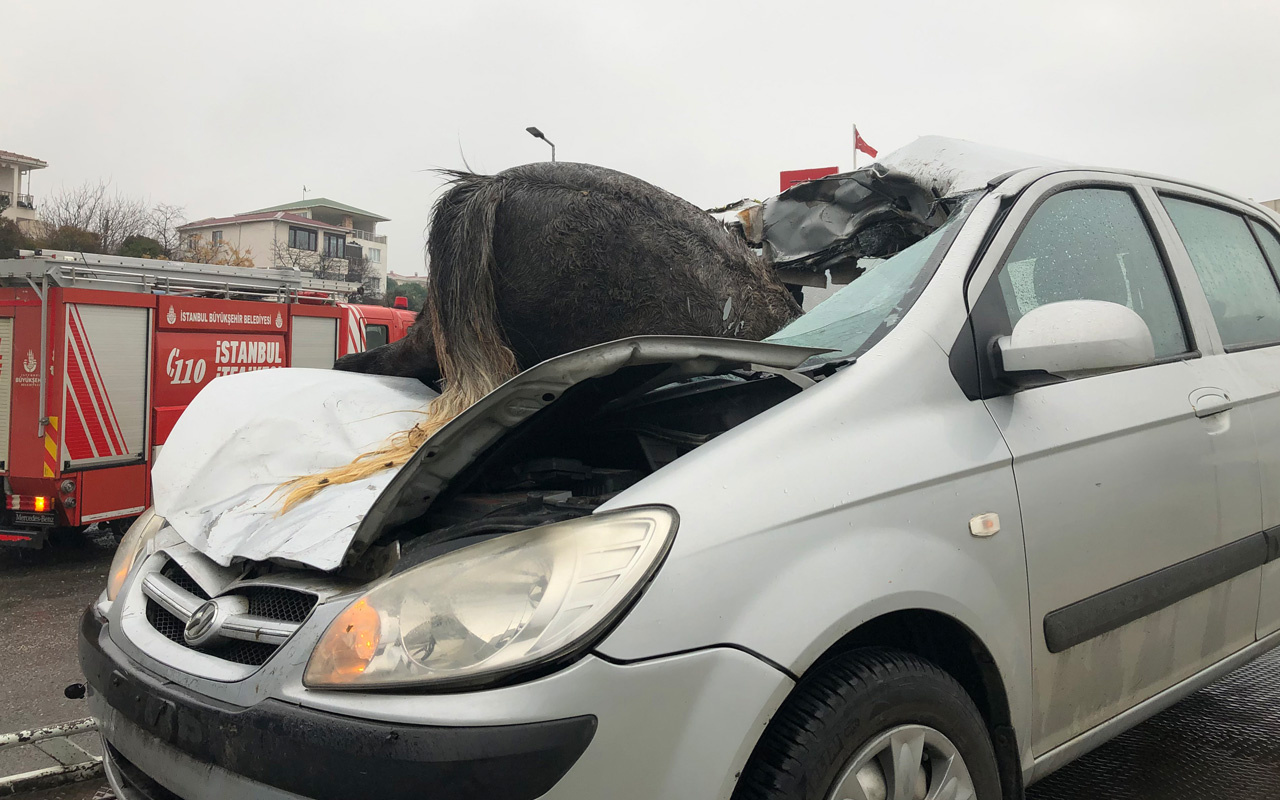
386,270,429,286
0,149,46,233
178,198,390,293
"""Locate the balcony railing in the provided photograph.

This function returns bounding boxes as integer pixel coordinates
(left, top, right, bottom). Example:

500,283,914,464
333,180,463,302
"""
347,228,387,244
0,191,35,211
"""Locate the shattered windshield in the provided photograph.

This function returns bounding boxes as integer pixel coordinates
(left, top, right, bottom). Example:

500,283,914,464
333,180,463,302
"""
767,194,978,362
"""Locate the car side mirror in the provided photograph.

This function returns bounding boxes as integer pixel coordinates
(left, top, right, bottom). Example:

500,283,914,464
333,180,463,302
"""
996,300,1155,379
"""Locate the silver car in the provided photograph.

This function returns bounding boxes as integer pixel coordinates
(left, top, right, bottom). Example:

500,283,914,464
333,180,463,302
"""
82,164,1280,800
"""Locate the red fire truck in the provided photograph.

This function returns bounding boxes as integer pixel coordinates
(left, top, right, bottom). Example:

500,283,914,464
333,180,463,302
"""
0,249,415,548
341,295,416,353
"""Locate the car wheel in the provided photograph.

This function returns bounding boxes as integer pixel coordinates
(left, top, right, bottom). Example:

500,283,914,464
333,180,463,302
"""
734,647,1002,800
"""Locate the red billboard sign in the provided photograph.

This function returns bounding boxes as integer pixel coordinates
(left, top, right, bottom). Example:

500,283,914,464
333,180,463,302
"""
157,297,287,333
779,166,840,193
153,332,287,407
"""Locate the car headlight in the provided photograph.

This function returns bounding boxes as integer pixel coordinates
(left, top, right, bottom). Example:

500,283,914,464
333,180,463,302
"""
304,506,677,690
106,508,167,602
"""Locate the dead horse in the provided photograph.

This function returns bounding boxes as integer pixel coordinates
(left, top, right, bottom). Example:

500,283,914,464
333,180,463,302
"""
281,162,801,511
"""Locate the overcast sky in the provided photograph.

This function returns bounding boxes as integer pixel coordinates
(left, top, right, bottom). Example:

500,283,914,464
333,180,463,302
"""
6,0,1278,276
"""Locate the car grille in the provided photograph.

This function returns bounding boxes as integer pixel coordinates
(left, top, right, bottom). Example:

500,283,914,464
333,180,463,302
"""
243,584,317,623
161,559,205,597
143,559,317,667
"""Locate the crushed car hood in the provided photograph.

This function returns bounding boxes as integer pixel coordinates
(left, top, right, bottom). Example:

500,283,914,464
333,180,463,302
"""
153,337,827,572
152,368,436,571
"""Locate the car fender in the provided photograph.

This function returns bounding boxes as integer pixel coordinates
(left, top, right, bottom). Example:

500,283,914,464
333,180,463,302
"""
595,328,1034,767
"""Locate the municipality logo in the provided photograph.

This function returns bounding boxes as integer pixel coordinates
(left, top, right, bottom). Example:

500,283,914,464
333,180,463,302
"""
166,306,177,325
23,350,36,373
275,312,283,329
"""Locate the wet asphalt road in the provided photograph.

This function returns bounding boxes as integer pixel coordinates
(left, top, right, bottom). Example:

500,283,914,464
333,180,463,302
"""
3,537,1279,799
0,532,113,733
1,531,112,800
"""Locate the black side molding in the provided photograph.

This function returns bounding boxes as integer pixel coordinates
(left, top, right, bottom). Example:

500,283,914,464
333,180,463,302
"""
1265,526,1280,564
1044,533,1268,654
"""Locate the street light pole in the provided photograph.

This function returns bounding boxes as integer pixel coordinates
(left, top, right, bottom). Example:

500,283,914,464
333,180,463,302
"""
525,126,556,162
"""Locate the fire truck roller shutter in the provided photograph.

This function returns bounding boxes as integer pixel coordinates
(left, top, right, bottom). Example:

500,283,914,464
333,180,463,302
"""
292,316,339,368
61,305,149,468
0,318,12,471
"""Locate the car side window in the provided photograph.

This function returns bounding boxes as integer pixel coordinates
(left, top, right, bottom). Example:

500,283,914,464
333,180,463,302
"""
1248,218,1280,283
1161,196,1280,350
995,187,1188,358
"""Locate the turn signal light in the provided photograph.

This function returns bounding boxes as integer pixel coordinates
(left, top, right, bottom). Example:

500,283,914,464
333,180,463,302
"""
304,599,381,685
6,495,51,512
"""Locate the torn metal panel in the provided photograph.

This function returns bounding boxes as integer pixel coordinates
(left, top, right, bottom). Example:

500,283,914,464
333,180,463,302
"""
151,368,436,572
707,199,766,246
761,164,948,276
760,135,1067,281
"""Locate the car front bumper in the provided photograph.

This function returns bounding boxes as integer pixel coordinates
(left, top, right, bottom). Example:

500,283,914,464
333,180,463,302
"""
81,606,793,800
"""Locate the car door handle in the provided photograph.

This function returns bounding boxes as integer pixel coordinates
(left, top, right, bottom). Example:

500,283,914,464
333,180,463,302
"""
1191,392,1233,418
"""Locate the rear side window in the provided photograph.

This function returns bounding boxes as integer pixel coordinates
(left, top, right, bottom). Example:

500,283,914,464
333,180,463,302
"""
365,324,389,349
996,187,1188,358
1161,197,1280,349
1248,218,1280,279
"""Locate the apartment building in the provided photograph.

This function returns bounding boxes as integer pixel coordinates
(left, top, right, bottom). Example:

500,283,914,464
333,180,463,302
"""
0,149,46,233
178,198,390,292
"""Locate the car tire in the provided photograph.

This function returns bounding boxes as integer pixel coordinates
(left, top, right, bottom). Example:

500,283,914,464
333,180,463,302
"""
734,647,1002,800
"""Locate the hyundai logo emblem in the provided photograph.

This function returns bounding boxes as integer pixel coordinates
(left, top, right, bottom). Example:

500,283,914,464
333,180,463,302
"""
183,600,222,646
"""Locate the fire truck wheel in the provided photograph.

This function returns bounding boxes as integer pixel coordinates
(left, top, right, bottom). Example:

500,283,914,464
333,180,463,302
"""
105,517,137,540
48,526,90,547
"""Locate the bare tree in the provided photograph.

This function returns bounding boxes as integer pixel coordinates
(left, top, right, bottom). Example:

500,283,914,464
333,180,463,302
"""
39,180,152,254
345,253,383,303
269,241,382,301
38,181,105,232
97,195,151,255
38,180,101,230
270,240,348,279
148,203,186,258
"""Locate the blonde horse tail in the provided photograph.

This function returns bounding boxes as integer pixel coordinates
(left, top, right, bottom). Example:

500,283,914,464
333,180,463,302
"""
276,170,519,514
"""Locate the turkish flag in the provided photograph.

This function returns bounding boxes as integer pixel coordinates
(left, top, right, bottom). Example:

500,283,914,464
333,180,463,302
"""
855,129,878,159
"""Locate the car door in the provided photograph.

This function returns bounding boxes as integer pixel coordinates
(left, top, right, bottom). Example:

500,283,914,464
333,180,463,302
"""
962,173,1262,756
1150,188,1280,639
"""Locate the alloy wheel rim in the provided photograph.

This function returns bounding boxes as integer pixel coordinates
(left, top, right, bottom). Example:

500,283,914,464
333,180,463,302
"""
826,724,976,800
